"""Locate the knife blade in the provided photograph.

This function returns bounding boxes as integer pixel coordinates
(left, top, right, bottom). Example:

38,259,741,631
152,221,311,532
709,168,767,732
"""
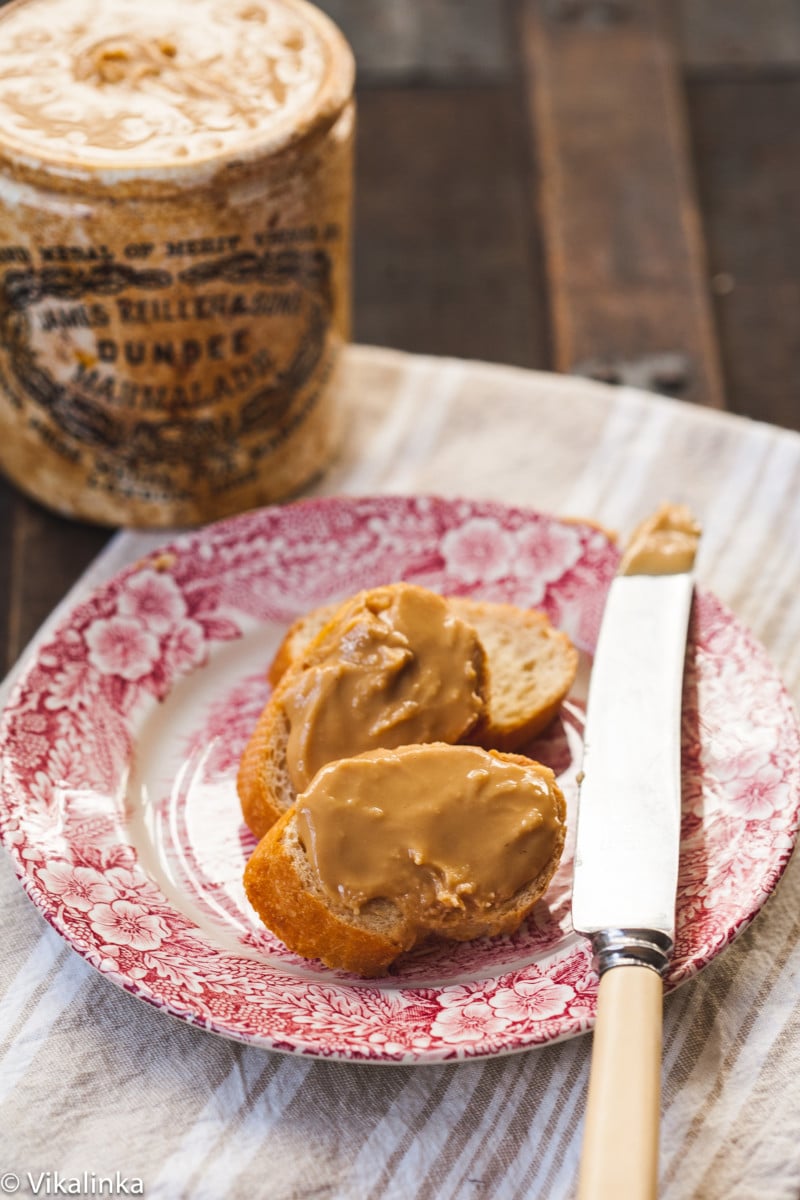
572,504,699,1200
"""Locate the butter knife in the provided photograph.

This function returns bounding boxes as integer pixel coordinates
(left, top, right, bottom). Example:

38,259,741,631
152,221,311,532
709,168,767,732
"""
572,505,699,1200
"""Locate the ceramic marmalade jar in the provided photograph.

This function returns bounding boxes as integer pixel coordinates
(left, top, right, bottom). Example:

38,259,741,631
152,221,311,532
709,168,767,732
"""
0,0,354,526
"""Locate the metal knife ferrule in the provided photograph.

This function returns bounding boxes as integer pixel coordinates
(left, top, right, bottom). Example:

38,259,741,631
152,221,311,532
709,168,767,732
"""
589,928,674,977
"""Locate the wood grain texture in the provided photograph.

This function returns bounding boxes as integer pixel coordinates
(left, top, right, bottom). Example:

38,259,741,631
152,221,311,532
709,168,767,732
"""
2,1,800,674
354,85,550,369
678,0,800,71
0,482,109,674
687,78,800,430
315,0,512,82
519,0,725,407
0,480,13,673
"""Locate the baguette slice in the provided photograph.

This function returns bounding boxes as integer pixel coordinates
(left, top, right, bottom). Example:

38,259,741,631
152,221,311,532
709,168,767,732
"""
237,685,295,840
267,595,578,753
238,584,488,839
450,599,578,752
244,745,567,976
267,602,339,687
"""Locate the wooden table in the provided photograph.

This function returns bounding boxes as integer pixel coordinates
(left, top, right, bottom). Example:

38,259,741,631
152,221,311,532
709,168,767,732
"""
3,0,799,670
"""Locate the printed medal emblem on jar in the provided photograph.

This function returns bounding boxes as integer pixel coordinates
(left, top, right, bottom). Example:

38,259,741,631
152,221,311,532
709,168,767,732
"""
0,0,354,526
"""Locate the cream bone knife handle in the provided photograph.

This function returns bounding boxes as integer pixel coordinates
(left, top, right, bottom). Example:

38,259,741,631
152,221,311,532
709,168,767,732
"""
577,930,672,1200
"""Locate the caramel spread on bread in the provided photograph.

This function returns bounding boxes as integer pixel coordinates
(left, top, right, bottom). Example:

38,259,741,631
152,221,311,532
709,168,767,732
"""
244,743,567,973
281,586,485,792
618,503,701,576
295,743,563,923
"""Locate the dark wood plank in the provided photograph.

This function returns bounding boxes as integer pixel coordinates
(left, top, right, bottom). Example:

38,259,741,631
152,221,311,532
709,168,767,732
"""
0,479,13,673
677,0,800,71
518,0,725,406
687,78,800,431
316,0,511,83
5,0,800,677
354,85,550,369
1,482,109,674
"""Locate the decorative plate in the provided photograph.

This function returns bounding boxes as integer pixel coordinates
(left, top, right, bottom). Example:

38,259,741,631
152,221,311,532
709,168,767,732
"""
1,496,799,1063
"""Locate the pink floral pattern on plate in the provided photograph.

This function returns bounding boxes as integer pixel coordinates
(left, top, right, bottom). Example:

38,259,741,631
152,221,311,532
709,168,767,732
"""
1,495,799,1063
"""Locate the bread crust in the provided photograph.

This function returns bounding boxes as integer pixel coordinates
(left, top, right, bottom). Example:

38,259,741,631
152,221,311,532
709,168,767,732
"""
244,809,416,976
266,602,339,687
236,688,292,838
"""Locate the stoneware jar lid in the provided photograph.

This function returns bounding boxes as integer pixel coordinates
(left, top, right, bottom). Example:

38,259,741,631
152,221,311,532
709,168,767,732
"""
0,0,354,182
